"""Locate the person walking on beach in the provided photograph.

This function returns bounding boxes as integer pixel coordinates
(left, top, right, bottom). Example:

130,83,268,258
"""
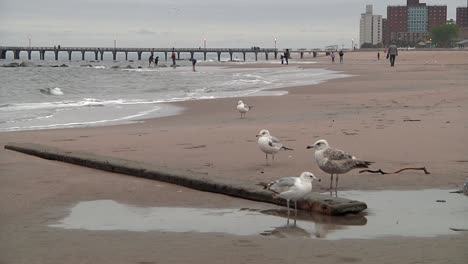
154,56,159,66
190,58,197,71
339,50,344,64
148,54,154,67
377,52,380,60
171,51,177,66
280,55,284,64
387,42,398,67
284,49,290,65
331,51,335,63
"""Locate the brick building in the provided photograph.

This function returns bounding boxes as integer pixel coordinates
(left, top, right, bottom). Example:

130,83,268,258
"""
457,5,468,40
457,6,468,28
385,0,447,46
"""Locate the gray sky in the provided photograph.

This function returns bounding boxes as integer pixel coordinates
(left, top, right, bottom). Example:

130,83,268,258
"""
0,0,466,49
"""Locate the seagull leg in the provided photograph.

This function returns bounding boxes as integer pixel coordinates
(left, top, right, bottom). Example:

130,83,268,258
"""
286,199,290,225
336,174,339,192
294,200,297,226
265,153,269,165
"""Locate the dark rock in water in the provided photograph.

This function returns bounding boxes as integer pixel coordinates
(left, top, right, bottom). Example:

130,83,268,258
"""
80,64,93,67
51,65,59,67
125,65,133,69
36,65,43,67
89,60,95,63
59,64,68,67
3,62,20,67
111,65,120,69
138,66,143,69
19,61,35,67
129,60,134,62
464,179,468,196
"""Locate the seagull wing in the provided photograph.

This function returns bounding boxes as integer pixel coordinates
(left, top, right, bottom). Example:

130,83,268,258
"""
266,177,297,194
270,136,281,143
324,147,354,161
268,138,283,149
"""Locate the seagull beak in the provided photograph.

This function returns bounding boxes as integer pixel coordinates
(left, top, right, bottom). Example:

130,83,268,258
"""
306,145,314,149
256,134,260,137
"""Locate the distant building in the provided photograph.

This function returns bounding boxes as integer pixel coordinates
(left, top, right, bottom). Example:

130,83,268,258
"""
385,0,447,46
382,18,388,45
428,5,447,32
456,6,468,28
457,4,468,40
359,5,383,47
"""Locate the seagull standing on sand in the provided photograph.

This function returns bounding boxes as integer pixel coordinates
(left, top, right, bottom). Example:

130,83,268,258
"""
256,129,293,165
237,100,252,119
264,172,321,222
306,139,373,192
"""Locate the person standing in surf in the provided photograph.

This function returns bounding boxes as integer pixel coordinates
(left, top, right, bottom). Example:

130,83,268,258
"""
190,58,197,71
171,51,176,66
148,54,154,67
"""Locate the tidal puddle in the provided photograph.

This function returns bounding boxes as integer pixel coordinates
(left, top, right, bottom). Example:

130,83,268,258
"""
50,189,468,239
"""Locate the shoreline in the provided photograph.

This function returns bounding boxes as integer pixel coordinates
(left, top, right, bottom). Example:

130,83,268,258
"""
0,63,344,133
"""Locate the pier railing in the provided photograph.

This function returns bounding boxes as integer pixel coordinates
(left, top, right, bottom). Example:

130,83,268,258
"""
0,46,324,61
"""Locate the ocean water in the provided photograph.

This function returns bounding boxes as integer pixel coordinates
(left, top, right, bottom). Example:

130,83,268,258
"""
0,59,349,132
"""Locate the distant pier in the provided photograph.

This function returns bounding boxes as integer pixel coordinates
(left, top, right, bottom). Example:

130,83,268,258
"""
0,46,322,61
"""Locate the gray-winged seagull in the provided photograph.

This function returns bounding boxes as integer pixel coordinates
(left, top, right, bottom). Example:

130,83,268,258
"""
256,129,293,165
237,100,252,119
264,172,320,223
306,139,373,192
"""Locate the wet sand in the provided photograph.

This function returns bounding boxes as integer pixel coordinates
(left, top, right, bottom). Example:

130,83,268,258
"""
1,51,468,263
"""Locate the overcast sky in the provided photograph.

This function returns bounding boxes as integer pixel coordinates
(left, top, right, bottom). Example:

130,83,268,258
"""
0,0,466,49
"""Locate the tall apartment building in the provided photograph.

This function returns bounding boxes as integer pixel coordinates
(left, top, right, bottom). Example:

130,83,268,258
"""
456,2,468,40
359,5,383,47
385,0,447,46
457,5,468,28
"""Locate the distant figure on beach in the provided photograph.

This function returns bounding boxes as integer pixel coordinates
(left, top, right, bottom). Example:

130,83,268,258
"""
331,52,335,63
171,52,176,66
339,50,344,64
387,42,398,67
190,58,197,71
284,49,290,65
154,56,159,66
148,54,154,67
280,55,284,64
377,52,380,60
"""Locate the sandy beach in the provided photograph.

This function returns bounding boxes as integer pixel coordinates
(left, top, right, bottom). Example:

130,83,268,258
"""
1,51,468,263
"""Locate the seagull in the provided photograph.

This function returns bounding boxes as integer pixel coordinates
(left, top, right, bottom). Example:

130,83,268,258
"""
237,100,252,119
264,172,321,223
256,129,293,165
306,139,373,192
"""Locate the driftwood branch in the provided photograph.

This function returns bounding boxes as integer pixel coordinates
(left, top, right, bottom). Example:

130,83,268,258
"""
359,167,430,175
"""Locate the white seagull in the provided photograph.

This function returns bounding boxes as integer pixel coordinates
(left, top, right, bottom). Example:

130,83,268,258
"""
237,100,252,119
256,129,293,165
306,139,373,192
264,172,321,222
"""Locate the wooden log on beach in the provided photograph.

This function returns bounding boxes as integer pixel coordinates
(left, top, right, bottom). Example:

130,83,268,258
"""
4,142,367,215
